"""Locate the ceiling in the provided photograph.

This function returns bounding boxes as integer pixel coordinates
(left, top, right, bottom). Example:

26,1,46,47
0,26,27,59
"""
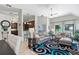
11,4,51,16
11,4,79,18
1,4,79,18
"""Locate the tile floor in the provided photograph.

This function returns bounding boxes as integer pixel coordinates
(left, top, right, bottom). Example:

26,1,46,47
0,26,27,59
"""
19,41,37,55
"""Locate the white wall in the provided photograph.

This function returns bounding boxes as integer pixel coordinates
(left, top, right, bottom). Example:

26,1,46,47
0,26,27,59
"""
35,16,48,33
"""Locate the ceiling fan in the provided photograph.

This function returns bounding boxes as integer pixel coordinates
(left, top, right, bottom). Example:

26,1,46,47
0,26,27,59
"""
50,8,58,16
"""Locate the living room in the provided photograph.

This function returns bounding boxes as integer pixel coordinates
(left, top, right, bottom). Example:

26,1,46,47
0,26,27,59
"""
0,4,79,55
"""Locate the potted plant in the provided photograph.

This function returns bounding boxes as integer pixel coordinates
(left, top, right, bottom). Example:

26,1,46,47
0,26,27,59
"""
74,30,79,41
73,30,79,51
55,25,61,33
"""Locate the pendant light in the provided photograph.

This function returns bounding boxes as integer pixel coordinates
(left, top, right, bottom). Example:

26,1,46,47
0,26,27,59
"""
50,8,53,16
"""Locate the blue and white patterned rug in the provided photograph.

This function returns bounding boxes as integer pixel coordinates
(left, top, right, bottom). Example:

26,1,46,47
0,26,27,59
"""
32,38,77,55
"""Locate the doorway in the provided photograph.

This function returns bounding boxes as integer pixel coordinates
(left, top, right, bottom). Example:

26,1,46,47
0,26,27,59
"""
23,20,35,40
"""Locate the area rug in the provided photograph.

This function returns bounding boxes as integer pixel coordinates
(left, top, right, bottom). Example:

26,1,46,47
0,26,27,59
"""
32,38,77,55
33,44,70,55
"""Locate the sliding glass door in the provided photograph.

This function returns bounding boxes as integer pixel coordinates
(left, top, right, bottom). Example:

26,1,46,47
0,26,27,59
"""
64,21,74,37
